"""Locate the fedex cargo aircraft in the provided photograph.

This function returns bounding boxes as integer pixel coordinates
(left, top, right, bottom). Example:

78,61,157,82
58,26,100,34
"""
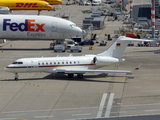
0,15,82,40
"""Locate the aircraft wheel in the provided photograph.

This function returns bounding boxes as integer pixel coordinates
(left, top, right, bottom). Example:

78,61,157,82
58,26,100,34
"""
68,74,74,77
77,74,83,79
14,73,19,80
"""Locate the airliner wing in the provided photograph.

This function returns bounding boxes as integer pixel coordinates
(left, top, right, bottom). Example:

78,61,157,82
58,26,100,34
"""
55,69,131,74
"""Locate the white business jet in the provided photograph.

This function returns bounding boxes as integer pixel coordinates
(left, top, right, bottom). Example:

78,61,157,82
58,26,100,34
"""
4,36,151,80
0,15,82,40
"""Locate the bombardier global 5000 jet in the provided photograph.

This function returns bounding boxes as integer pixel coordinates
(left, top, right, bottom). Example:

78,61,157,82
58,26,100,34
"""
4,36,152,80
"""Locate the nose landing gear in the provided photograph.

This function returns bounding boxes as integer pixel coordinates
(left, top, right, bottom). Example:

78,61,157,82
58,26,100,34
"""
14,73,19,80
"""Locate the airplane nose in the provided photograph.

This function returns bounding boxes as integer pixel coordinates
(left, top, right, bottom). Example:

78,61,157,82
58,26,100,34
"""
73,27,83,36
58,0,63,4
4,66,14,73
49,5,54,9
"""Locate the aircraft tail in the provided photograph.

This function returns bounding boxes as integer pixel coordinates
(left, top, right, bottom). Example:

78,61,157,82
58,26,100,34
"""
97,36,152,59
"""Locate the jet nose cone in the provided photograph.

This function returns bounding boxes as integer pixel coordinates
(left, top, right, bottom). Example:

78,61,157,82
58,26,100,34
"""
49,5,54,9
4,66,14,72
58,0,63,4
77,27,83,35
73,27,83,36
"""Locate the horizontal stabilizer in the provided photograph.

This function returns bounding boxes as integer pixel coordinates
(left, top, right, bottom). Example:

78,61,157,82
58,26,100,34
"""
119,36,154,42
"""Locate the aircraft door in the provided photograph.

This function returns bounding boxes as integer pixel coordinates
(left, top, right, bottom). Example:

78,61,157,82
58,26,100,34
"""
27,61,38,72
27,60,38,72
51,22,58,32
51,22,69,38
51,22,59,38
0,25,2,38
27,61,32,72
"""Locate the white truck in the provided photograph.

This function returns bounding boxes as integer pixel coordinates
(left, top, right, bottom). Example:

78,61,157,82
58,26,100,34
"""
70,46,82,52
92,0,102,6
64,39,78,48
54,45,66,52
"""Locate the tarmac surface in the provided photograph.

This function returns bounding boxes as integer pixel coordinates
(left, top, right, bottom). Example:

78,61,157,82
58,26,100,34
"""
1,0,160,120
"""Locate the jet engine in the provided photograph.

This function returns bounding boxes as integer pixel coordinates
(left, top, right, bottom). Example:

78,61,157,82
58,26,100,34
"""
0,7,10,14
92,56,120,65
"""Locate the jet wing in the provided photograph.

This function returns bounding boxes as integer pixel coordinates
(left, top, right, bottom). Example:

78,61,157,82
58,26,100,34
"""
55,69,131,74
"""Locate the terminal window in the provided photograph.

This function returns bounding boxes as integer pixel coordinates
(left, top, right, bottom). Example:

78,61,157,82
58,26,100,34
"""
138,7,151,19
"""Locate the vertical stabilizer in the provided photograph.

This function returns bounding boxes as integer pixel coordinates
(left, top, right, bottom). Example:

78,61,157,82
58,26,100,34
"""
97,36,152,59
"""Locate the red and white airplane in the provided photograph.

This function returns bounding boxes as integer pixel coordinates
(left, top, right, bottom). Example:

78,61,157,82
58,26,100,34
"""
4,36,152,80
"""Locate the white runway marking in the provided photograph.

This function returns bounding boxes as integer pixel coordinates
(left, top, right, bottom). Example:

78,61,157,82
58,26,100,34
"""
96,93,107,118
0,118,17,120
72,113,91,116
105,93,114,117
34,116,54,118
111,111,128,114
145,109,160,112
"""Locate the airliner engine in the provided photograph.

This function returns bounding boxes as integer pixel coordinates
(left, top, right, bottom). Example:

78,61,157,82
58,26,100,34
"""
93,56,120,65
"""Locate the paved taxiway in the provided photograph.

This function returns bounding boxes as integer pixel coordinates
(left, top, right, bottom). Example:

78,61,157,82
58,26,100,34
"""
1,1,160,120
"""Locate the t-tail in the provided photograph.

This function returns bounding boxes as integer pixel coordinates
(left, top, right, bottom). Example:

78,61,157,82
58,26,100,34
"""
97,36,153,59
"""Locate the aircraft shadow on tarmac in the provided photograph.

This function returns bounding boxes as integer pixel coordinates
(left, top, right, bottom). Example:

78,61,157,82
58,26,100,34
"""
3,73,134,83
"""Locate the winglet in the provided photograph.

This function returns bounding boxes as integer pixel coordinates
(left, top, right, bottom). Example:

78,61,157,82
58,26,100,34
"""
133,63,142,72
126,63,142,75
134,63,142,71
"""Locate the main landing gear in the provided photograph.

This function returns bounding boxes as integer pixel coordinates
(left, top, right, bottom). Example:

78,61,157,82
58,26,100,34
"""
38,10,41,15
68,73,74,78
77,74,83,79
67,74,84,79
14,73,19,80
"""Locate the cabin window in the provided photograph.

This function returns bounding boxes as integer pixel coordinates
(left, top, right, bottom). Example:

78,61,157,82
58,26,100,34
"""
74,61,76,64
54,62,56,64
46,62,48,65
62,62,64,64
66,62,68,64
78,61,79,64
58,62,60,64
50,62,52,65
70,61,72,64
42,63,44,65
38,63,40,65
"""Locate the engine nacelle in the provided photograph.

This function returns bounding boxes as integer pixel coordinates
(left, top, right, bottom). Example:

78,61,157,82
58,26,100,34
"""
0,7,10,14
93,56,120,65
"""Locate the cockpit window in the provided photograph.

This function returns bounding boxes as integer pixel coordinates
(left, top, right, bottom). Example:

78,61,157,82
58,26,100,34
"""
46,3,51,6
12,62,23,64
70,24,77,28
